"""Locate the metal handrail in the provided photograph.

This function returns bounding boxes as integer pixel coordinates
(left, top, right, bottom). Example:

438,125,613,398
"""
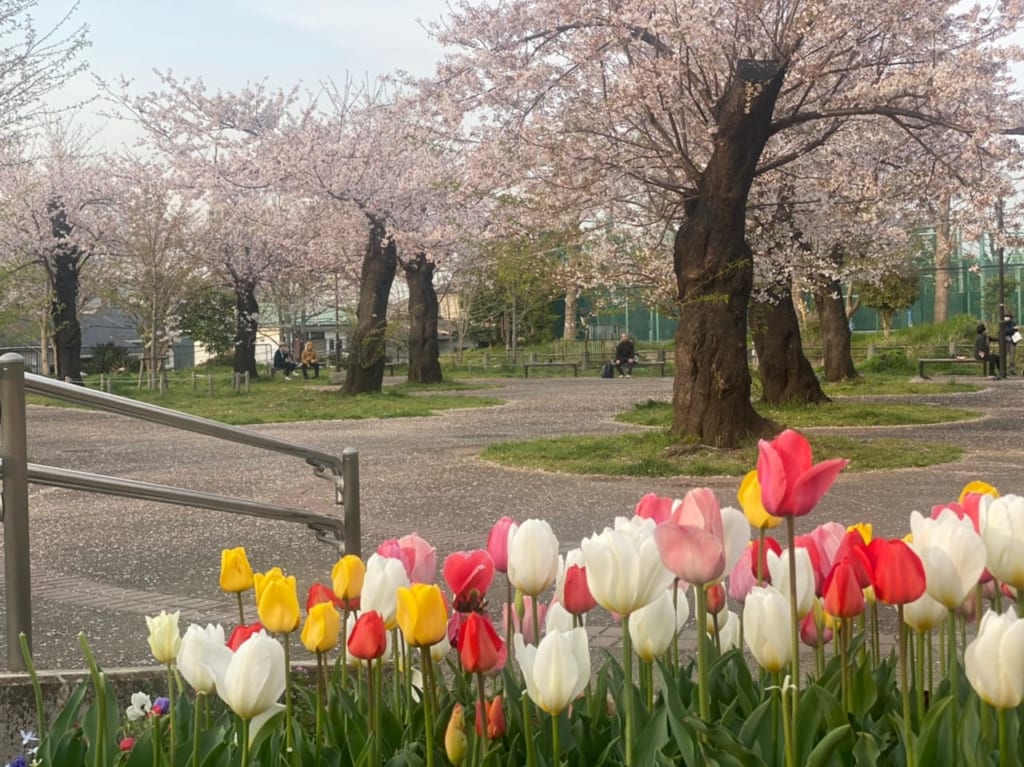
0,353,361,671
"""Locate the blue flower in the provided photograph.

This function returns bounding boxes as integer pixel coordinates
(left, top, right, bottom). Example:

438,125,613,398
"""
152,697,170,716
8,755,28,767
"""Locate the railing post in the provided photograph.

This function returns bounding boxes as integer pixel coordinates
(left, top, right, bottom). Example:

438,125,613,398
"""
0,353,32,671
342,448,360,558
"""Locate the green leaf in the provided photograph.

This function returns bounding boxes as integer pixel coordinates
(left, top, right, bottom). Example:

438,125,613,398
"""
804,723,852,767
914,696,954,767
852,731,882,767
633,708,669,767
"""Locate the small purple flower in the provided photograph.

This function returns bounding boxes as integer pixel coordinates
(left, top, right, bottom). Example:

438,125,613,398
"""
151,697,170,716
8,756,27,767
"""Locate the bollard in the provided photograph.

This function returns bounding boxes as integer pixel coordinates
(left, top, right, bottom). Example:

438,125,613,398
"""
244,371,250,394
342,448,361,558
160,371,168,393
233,372,240,393
0,353,32,671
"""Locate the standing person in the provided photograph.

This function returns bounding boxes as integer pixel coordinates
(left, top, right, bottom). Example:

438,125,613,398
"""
974,323,1000,378
1004,313,1018,375
273,343,298,379
614,332,638,378
300,340,320,379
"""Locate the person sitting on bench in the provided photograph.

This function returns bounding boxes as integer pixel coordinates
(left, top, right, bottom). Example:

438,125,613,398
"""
273,343,299,379
974,323,1000,378
614,333,638,378
300,340,320,379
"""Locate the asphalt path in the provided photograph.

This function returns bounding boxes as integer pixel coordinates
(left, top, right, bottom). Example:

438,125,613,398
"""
2,372,1021,671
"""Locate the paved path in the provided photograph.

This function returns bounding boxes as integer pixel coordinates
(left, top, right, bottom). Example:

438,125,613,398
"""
2,372,1022,670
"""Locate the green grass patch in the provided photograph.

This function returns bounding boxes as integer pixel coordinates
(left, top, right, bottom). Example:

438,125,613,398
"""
822,375,981,396
28,371,503,425
480,431,964,478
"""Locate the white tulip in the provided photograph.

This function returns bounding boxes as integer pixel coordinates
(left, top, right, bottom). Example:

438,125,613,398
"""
965,609,1024,709
766,548,815,618
981,495,1024,589
146,610,182,665
361,553,411,629
516,628,590,715
706,609,741,651
911,509,986,609
582,518,674,616
629,589,683,662
546,600,576,634
508,519,560,597
211,631,286,741
177,623,232,695
902,591,948,633
743,587,792,673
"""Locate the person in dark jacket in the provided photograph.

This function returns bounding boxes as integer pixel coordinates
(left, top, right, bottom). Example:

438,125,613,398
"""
273,343,298,379
975,323,1000,378
614,333,638,377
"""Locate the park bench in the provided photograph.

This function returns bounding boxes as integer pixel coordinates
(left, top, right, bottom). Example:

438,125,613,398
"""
523,361,578,378
632,360,668,376
917,357,987,379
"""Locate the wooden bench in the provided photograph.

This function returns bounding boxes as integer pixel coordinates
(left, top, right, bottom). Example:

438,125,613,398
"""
632,360,668,376
917,357,988,379
523,361,578,378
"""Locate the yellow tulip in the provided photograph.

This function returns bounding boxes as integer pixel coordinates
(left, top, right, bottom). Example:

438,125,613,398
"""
219,547,254,593
254,567,285,605
256,570,300,634
847,523,872,544
738,470,781,529
331,555,366,602
445,703,468,765
301,602,341,654
959,480,999,502
396,583,447,647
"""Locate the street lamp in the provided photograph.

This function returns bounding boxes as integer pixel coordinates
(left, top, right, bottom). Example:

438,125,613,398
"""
997,199,1007,379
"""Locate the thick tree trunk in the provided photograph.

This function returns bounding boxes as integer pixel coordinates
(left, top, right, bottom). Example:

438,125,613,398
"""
231,278,259,377
751,284,830,405
403,252,443,384
672,62,784,447
48,203,83,385
934,193,952,324
814,278,858,381
344,219,398,395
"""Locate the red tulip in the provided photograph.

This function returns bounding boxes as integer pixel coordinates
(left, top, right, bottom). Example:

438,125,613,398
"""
459,612,505,673
443,550,495,612
756,429,849,518
475,695,506,739
706,583,726,615
306,582,343,612
831,530,873,588
226,622,264,651
822,557,865,618
562,564,597,616
348,611,387,660
486,517,517,573
120,737,135,752
800,604,833,647
794,534,826,595
866,539,926,606
750,537,782,583
634,493,678,524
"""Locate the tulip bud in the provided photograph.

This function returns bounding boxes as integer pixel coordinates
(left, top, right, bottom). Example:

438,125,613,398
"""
486,517,517,573
706,583,726,615
255,570,300,634
301,601,341,654
476,695,506,739
348,611,387,660
219,547,255,593
146,610,182,665
119,737,135,752
445,704,468,765
396,583,448,647
331,555,366,605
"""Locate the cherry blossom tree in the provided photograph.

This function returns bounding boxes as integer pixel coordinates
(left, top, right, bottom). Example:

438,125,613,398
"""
433,0,1024,446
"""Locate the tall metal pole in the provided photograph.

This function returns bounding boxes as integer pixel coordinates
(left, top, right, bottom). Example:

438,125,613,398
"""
0,353,32,670
997,200,1007,379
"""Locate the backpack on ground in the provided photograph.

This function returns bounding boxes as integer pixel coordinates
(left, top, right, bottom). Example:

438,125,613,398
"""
601,362,615,378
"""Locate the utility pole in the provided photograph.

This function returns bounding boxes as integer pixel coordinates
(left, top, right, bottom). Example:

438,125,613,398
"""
997,199,1007,379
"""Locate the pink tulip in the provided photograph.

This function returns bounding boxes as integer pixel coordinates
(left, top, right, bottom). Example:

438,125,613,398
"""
728,546,758,603
756,429,849,518
504,596,547,645
800,604,833,647
443,550,495,612
654,488,727,586
562,564,597,616
486,517,517,573
793,534,826,596
806,522,846,574
377,534,436,584
634,493,678,525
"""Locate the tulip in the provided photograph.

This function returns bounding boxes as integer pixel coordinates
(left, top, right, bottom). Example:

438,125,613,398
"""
507,519,560,597
867,539,926,605
151,697,170,716
255,571,300,634
504,595,547,645
910,509,986,609
177,623,231,695
800,601,833,648
378,533,437,584
331,555,366,607
743,586,792,673
793,533,827,595
561,562,597,616
903,591,948,633
737,471,781,529
458,612,504,673
348,611,388,661
476,695,505,739
545,601,575,633
119,738,135,752
361,553,411,629
629,589,684,662
396,583,448,647
212,630,286,745
655,488,749,586
848,522,872,543
486,517,517,573
582,517,674,616
445,704,468,765
823,557,866,619
126,692,151,721
515,628,590,715
750,536,783,584
146,610,182,665
430,630,452,663
728,546,758,603
831,531,873,589
965,609,1024,709
301,602,341,654
633,492,679,524
756,429,849,518
306,582,342,612
766,548,815,618
960,480,999,503
981,494,1024,589
706,608,741,651
706,583,726,615
219,547,255,593
227,622,264,651
443,550,495,612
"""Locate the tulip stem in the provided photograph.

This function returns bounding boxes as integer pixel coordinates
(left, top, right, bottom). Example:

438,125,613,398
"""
521,694,538,767
340,607,350,691
153,714,163,767
239,716,249,767
552,711,561,767
315,652,325,749
236,592,246,626
839,618,850,712
871,601,880,667
531,597,541,646
622,614,635,766
191,691,203,767
166,664,176,759
694,587,710,722
785,517,800,699
897,608,916,767
476,671,489,756
421,647,437,767
18,633,46,745
780,678,795,767
999,706,1011,767
282,633,293,754
506,579,515,666
948,610,959,763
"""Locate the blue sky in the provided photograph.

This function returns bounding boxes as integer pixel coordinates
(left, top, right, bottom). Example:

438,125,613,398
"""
37,0,451,144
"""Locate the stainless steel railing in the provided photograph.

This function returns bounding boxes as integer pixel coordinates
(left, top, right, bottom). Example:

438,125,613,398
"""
0,353,360,671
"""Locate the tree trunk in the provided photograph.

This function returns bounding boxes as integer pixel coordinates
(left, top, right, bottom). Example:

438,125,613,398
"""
671,62,785,447
814,278,858,381
231,278,259,377
563,282,578,340
403,252,443,384
344,219,398,395
48,203,83,385
751,283,830,405
934,193,952,324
